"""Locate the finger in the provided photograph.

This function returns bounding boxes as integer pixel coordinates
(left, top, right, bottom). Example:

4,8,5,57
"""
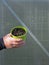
11,38,23,42
15,38,23,41
13,41,25,45
16,41,25,48
6,33,12,37
11,41,25,48
18,41,25,46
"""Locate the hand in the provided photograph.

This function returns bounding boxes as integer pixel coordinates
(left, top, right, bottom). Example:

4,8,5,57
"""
3,33,25,48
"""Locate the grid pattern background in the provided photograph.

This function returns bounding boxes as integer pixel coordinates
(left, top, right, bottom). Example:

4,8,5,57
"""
0,0,49,65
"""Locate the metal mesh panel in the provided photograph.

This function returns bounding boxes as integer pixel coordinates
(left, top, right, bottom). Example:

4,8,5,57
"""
0,0,49,65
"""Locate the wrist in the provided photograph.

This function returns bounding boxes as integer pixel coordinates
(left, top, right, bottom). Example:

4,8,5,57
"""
0,38,6,50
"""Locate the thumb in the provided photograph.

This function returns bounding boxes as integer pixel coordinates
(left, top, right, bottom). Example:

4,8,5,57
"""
7,33,12,37
7,33,23,41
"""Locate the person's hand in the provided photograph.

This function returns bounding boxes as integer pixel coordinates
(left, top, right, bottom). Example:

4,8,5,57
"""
3,33,25,48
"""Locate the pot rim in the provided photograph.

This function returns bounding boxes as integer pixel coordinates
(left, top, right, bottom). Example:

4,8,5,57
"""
10,26,27,37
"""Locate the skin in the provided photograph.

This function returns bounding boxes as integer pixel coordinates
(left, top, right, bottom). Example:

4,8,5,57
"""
3,33,25,48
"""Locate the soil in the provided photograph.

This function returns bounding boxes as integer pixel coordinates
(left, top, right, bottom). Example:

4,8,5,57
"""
12,28,26,36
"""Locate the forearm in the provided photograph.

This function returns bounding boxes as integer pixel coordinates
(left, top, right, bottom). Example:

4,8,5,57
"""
0,38,6,50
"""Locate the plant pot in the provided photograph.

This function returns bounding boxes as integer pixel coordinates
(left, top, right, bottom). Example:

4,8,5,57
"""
10,26,27,40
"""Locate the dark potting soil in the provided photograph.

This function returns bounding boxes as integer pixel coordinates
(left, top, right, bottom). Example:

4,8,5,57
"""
12,28,26,36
